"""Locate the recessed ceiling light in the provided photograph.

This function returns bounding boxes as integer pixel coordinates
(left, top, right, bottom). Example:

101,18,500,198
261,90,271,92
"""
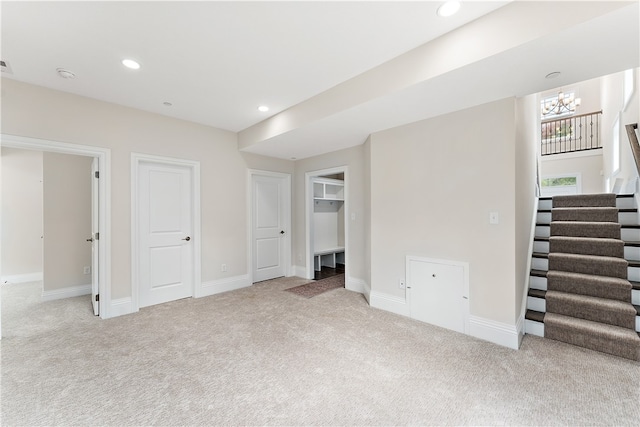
122,59,140,70
437,1,461,17
545,71,561,79
56,68,76,79
257,105,269,112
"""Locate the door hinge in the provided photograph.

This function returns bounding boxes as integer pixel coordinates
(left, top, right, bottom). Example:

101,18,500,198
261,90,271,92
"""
94,171,100,179
95,232,99,240
95,294,99,302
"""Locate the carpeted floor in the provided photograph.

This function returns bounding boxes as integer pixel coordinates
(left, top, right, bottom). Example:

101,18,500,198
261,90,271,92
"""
2,278,639,426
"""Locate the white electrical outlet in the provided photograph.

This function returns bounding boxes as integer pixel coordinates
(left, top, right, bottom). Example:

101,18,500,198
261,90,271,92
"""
221,264,227,272
83,266,91,275
489,211,499,224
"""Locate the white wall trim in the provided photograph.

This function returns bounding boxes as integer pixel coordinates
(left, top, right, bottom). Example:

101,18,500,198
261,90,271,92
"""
468,315,520,350
369,290,410,317
1,272,43,284
1,134,112,320
41,284,91,302
110,297,134,318
199,274,251,298
131,153,202,308
362,281,371,304
516,314,525,347
369,289,520,350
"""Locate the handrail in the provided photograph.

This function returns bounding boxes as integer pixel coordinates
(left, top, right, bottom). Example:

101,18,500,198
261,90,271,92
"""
541,110,603,156
541,109,603,124
625,123,640,176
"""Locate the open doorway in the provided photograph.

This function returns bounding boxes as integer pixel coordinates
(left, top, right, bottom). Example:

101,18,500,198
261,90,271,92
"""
1,134,111,339
305,167,348,282
1,147,98,336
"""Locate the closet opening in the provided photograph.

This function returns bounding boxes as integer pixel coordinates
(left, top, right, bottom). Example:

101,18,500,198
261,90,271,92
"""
305,167,348,283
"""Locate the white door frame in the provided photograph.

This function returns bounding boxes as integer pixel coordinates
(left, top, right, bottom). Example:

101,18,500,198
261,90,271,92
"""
131,153,201,312
248,169,292,283
0,134,112,322
305,166,349,281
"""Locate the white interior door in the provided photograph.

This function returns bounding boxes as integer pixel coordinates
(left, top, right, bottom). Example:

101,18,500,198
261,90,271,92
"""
90,158,99,316
252,174,288,282
407,257,468,334
138,161,194,307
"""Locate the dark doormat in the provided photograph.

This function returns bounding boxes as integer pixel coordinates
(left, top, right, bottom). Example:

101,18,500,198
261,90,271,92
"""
284,274,345,298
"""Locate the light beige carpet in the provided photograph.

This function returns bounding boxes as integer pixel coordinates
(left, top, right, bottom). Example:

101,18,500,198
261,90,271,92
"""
2,278,639,426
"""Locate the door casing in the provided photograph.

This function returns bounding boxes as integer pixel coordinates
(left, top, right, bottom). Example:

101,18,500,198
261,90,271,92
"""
0,134,111,325
305,166,349,281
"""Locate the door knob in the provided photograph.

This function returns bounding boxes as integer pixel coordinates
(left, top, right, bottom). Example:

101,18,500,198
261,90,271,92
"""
86,238,94,242
280,230,285,235
182,236,191,241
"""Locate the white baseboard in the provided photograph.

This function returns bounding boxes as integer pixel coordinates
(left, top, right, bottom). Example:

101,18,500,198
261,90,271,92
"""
369,290,410,317
345,276,366,294
469,315,520,350
1,272,43,284
198,274,251,298
41,283,91,302
110,297,134,318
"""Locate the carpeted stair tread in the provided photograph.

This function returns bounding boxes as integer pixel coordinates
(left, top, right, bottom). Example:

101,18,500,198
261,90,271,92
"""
548,253,628,279
530,269,547,278
550,221,621,239
544,312,640,361
528,289,546,299
549,236,624,258
551,207,619,223
525,309,545,323
552,193,616,208
546,270,632,301
545,291,637,329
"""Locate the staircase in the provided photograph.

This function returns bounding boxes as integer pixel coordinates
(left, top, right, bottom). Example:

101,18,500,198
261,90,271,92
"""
525,193,640,361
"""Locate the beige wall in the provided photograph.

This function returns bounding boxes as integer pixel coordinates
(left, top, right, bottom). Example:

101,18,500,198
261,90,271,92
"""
42,152,92,291
515,94,538,324
1,148,43,278
370,98,518,324
293,145,366,282
1,79,293,300
541,152,604,194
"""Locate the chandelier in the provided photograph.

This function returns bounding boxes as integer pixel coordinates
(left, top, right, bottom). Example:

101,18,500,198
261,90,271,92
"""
542,91,581,116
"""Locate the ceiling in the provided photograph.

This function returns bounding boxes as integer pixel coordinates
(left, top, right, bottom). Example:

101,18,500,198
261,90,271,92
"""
2,1,639,160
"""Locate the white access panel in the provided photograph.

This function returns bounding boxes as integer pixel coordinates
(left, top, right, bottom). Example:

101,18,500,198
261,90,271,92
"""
407,256,469,334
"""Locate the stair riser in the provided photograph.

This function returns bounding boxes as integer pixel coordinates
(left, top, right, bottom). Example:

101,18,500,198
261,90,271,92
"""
539,197,637,210
622,228,640,241
531,263,640,281
528,276,640,304
533,242,640,261
537,225,640,240
534,240,549,253
528,296,545,312
525,319,544,337
536,211,638,225
532,257,548,271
